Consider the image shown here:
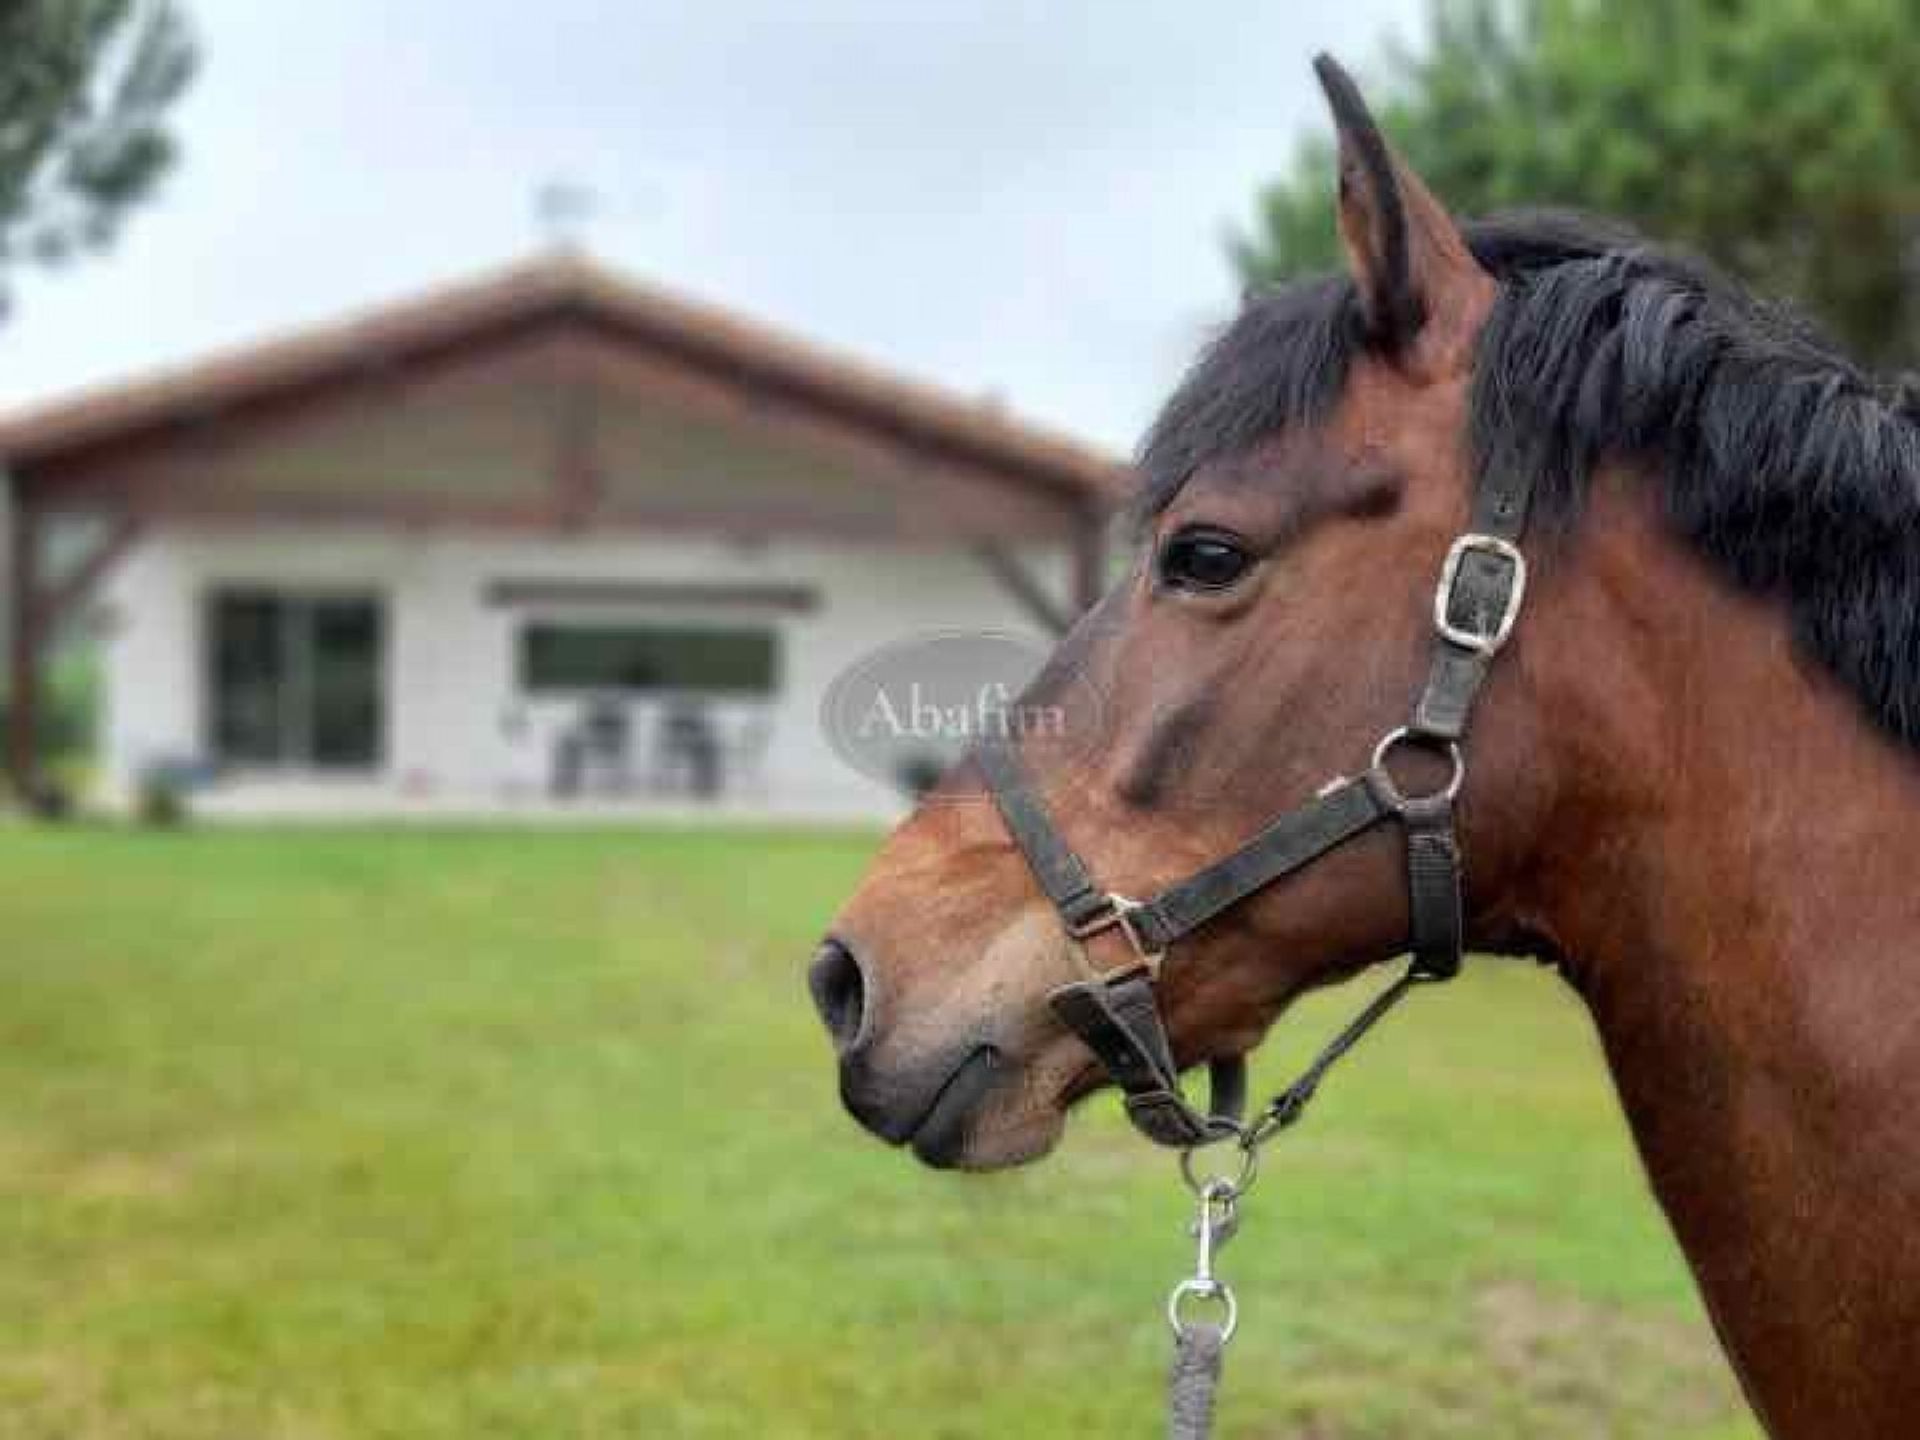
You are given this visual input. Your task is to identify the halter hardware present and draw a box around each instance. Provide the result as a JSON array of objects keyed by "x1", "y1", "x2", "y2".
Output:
[
  {"x1": 1434, "y1": 532, "x2": 1527, "y2": 655},
  {"x1": 979, "y1": 453, "x2": 1538, "y2": 1155},
  {"x1": 1368, "y1": 726, "x2": 1465, "y2": 810},
  {"x1": 1065, "y1": 892, "x2": 1164, "y2": 982}
]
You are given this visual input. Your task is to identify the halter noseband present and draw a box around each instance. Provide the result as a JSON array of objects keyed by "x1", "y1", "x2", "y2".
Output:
[{"x1": 979, "y1": 462, "x2": 1534, "y2": 1149}]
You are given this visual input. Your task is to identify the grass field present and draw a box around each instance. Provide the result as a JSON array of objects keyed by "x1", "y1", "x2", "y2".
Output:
[{"x1": 0, "y1": 825, "x2": 1756, "y2": 1438}]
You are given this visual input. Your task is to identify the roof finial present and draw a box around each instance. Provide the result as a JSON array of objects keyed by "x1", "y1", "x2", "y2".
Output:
[{"x1": 534, "y1": 179, "x2": 599, "y2": 251}]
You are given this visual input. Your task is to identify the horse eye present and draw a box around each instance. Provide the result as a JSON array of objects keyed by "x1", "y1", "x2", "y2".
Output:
[{"x1": 1158, "y1": 531, "x2": 1254, "y2": 592}]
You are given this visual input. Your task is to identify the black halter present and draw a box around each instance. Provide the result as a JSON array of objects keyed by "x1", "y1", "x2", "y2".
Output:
[{"x1": 980, "y1": 463, "x2": 1534, "y2": 1149}]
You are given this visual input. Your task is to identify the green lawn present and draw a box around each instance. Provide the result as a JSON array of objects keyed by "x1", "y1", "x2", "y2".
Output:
[{"x1": 0, "y1": 826, "x2": 1755, "y2": 1438}]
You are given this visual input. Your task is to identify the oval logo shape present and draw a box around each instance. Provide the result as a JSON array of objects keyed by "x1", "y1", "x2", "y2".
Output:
[{"x1": 820, "y1": 630, "x2": 1104, "y2": 801}]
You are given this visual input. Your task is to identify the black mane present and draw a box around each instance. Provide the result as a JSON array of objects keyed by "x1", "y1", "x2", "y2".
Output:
[{"x1": 1138, "y1": 209, "x2": 1920, "y2": 745}]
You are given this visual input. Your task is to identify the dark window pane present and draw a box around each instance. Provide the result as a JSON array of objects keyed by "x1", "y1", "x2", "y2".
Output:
[
  {"x1": 309, "y1": 599, "x2": 383, "y2": 768},
  {"x1": 521, "y1": 625, "x2": 778, "y2": 694},
  {"x1": 208, "y1": 591, "x2": 385, "y2": 770},
  {"x1": 211, "y1": 593, "x2": 287, "y2": 763}
]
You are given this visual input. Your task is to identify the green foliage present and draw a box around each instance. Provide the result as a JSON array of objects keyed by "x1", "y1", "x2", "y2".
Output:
[
  {"x1": 0, "y1": 826, "x2": 1755, "y2": 1436},
  {"x1": 1235, "y1": 0, "x2": 1920, "y2": 364},
  {"x1": 0, "y1": 0, "x2": 196, "y2": 308},
  {"x1": 132, "y1": 764, "x2": 187, "y2": 825},
  {"x1": 0, "y1": 641, "x2": 100, "y2": 761}
]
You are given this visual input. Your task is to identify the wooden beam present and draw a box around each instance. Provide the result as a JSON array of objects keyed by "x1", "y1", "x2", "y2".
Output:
[
  {"x1": 972, "y1": 541, "x2": 1072, "y2": 637},
  {"x1": 122, "y1": 490, "x2": 564, "y2": 530},
  {"x1": 34, "y1": 511, "x2": 142, "y2": 628},
  {"x1": 1071, "y1": 508, "x2": 1108, "y2": 614},
  {"x1": 113, "y1": 486, "x2": 996, "y2": 547},
  {"x1": 7, "y1": 483, "x2": 43, "y2": 802},
  {"x1": 482, "y1": 578, "x2": 820, "y2": 612},
  {"x1": 551, "y1": 342, "x2": 603, "y2": 530}
]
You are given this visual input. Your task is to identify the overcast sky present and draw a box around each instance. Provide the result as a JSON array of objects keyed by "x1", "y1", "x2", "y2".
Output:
[{"x1": 0, "y1": 1, "x2": 1426, "y2": 454}]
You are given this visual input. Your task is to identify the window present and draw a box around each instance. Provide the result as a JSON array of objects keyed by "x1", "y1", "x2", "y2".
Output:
[
  {"x1": 208, "y1": 591, "x2": 385, "y2": 769},
  {"x1": 519, "y1": 623, "x2": 779, "y2": 695}
]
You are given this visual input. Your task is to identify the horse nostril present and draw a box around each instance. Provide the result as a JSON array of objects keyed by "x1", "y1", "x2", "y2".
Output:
[{"x1": 809, "y1": 936, "x2": 869, "y2": 1055}]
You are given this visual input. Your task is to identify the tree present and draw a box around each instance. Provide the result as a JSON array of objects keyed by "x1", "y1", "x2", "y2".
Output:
[
  {"x1": 1234, "y1": 0, "x2": 1920, "y2": 365},
  {"x1": 0, "y1": 0, "x2": 197, "y2": 313}
]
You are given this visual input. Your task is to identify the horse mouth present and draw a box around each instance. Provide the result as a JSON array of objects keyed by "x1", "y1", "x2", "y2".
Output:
[{"x1": 907, "y1": 1046, "x2": 1001, "y2": 1168}]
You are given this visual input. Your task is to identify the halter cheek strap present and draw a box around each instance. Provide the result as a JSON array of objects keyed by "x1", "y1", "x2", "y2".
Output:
[{"x1": 980, "y1": 472, "x2": 1533, "y2": 1150}]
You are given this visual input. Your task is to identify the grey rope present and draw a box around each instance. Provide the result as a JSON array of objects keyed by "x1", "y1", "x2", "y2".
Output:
[{"x1": 1167, "y1": 1322, "x2": 1226, "y2": 1439}]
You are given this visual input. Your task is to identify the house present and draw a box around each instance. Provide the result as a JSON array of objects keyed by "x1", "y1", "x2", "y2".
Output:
[{"x1": 0, "y1": 253, "x2": 1123, "y2": 819}]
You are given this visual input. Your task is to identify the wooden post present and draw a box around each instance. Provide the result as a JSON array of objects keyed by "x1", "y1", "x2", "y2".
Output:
[
  {"x1": 552, "y1": 339, "x2": 603, "y2": 529},
  {"x1": 7, "y1": 482, "x2": 42, "y2": 802},
  {"x1": 1071, "y1": 507, "x2": 1108, "y2": 615}
]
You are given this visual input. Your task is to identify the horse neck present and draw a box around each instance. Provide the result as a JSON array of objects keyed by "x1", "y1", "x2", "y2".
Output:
[{"x1": 1510, "y1": 481, "x2": 1920, "y2": 1437}]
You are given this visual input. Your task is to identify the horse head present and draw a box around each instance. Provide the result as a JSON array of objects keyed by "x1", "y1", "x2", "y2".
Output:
[{"x1": 810, "y1": 58, "x2": 1554, "y2": 1168}]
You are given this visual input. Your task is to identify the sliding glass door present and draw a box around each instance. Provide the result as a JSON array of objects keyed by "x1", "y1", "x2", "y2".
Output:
[{"x1": 207, "y1": 591, "x2": 385, "y2": 770}]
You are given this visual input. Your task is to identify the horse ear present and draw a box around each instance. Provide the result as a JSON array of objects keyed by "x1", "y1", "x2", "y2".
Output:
[{"x1": 1313, "y1": 54, "x2": 1492, "y2": 375}]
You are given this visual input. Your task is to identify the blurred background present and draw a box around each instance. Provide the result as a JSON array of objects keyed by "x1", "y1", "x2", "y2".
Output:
[{"x1": 8, "y1": 0, "x2": 1911, "y2": 1433}]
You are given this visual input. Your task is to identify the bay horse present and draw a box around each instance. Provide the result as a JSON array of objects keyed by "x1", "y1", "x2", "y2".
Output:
[{"x1": 810, "y1": 56, "x2": 1920, "y2": 1437}]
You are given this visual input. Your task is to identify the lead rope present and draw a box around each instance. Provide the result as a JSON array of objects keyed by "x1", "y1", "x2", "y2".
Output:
[
  {"x1": 1162, "y1": 963, "x2": 1428, "y2": 1438},
  {"x1": 1167, "y1": 1321, "x2": 1227, "y2": 1440}
]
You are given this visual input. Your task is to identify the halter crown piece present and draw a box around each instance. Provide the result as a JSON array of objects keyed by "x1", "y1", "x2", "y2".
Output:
[{"x1": 979, "y1": 453, "x2": 1535, "y2": 1151}]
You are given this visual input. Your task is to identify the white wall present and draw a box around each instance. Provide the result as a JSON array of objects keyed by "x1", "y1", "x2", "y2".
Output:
[{"x1": 98, "y1": 523, "x2": 1072, "y2": 819}]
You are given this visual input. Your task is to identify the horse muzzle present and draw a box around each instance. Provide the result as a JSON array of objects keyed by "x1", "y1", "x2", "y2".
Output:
[{"x1": 809, "y1": 935, "x2": 1007, "y2": 1166}]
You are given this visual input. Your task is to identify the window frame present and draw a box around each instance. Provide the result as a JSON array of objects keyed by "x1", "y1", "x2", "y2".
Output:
[
  {"x1": 201, "y1": 586, "x2": 389, "y2": 774},
  {"x1": 514, "y1": 618, "x2": 783, "y2": 699}
]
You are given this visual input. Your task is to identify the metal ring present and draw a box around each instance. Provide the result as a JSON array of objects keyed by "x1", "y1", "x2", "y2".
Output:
[
  {"x1": 1167, "y1": 1278, "x2": 1239, "y2": 1343},
  {"x1": 1180, "y1": 1131, "x2": 1258, "y2": 1198},
  {"x1": 1368, "y1": 726, "x2": 1464, "y2": 809}
]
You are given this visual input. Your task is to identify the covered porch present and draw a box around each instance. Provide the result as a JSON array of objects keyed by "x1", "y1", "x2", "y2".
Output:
[{"x1": 0, "y1": 253, "x2": 1123, "y2": 814}]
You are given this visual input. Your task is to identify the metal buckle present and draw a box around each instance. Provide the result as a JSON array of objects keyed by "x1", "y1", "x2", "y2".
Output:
[
  {"x1": 1066, "y1": 892, "x2": 1165, "y2": 982},
  {"x1": 1433, "y1": 533, "x2": 1527, "y2": 656}
]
